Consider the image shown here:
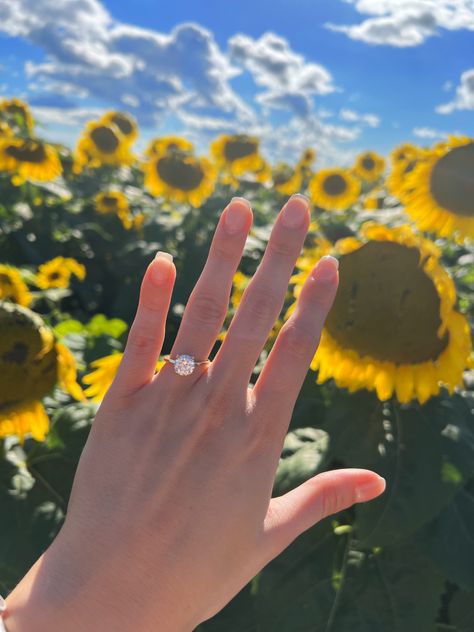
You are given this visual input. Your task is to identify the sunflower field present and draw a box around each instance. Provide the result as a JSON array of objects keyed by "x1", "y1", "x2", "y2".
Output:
[{"x1": 0, "y1": 98, "x2": 473, "y2": 631}]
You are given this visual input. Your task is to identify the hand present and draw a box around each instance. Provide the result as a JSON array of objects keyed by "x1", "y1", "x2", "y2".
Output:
[{"x1": 5, "y1": 195, "x2": 385, "y2": 631}]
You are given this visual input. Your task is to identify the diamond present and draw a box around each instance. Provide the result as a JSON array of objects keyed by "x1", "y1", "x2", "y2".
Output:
[{"x1": 173, "y1": 354, "x2": 196, "y2": 376}]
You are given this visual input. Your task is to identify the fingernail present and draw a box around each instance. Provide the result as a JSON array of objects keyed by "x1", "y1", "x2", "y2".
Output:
[
  {"x1": 151, "y1": 251, "x2": 173, "y2": 285},
  {"x1": 355, "y1": 476, "x2": 386, "y2": 502},
  {"x1": 281, "y1": 194, "x2": 310, "y2": 229},
  {"x1": 312, "y1": 255, "x2": 339, "y2": 282},
  {"x1": 224, "y1": 198, "x2": 251, "y2": 234}
]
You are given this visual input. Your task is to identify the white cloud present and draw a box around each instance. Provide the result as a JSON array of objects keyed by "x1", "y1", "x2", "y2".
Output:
[
  {"x1": 0, "y1": 0, "x2": 252, "y2": 126},
  {"x1": 228, "y1": 32, "x2": 336, "y2": 118},
  {"x1": 436, "y1": 68, "x2": 474, "y2": 114},
  {"x1": 327, "y1": 1, "x2": 474, "y2": 47},
  {"x1": 339, "y1": 108, "x2": 380, "y2": 127},
  {"x1": 412, "y1": 126, "x2": 448, "y2": 139}
]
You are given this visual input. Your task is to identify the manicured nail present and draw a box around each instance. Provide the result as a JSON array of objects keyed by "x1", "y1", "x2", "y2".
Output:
[
  {"x1": 355, "y1": 476, "x2": 386, "y2": 502},
  {"x1": 224, "y1": 198, "x2": 251, "y2": 234},
  {"x1": 151, "y1": 251, "x2": 173, "y2": 285},
  {"x1": 281, "y1": 194, "x2": 310, "y2": 229},
  {"x1": 312, "y1": 255, "x2": 339, "y2": 282}
]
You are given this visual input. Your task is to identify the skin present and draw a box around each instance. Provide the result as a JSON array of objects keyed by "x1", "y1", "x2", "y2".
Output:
[{"x1": 5, "y1": 195, "x2": 385, "y2": 631}]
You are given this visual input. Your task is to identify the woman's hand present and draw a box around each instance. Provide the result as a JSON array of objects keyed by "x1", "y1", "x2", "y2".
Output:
[{"x1": 5, "y1": 195, "x2": 385, "y2": 631}]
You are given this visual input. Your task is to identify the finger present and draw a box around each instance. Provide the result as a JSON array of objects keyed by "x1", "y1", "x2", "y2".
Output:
[
  {"x1": 160, "y1": 198, "x2": 252, "y2": 380},
  {"x1": 212, "y1": 194, "x2": 310, "y2": 386},
  {"x1": 262, "y1": 470, "x2": 386, "y2": 559},
  {"x1": 111, "y1": 252, "x2": 176, "y2": 396},
  {"x1": 253, "y1": 255, "x2": 338, "y2": 427}
]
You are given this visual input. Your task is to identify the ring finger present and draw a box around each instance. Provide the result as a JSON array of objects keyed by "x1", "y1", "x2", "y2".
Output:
[{"x1": 159, "y1": 197, "x2": 252, "y2": 381}]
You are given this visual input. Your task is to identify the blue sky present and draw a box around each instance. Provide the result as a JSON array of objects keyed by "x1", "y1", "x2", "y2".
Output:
[{"x1": 0, "y1": 0, "x2": 473, "y2": 165}]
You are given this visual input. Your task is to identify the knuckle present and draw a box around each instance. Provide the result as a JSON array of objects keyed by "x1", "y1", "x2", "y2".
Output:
[
  {"x1": 211, "y1": 242, "x2": 237, "y2": 264},
  {"x1": 279, "y1": 323, "x2": 316, "y2": 361},
  {"x1": 126, "y1": 330, "x2": 157, "y2": 356},
  {"x1": 268, "y1": 234, "x2": 297, "y2": 260},
  {"x1": 190, "y1": 292, "x2": 227, "y2": 327},
  {"x1": 245, "y1": 286, "x2": 280, "y2": 322}
]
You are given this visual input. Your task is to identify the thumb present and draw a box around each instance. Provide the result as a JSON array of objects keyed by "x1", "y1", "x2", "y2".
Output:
[{"x1": 263, "y1": 469, "x2": 385, "y2": 559}]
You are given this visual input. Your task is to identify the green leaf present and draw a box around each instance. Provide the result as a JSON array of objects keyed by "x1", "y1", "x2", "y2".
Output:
[
  {"x1": 85, "y1": 314, "x2": 128, "y2": 338},
  {"x1": 54, "y1": 319, "x2": 85, "y2": 338},
  {"x1": 329, "y1": 543, "x2": 444, "y2": 632},
  {"x1": 450, "y1": 588, "x2": 474, "y2": 631},
  {"x1": 355, "y1": 405, "x2": 464, "y2": 547},
  {"x1": 274, "y1": 428, "x2": 330, "y2": 495},
  {"x1": 416, "y1": 480, "x2": 474, "y2": 590}
]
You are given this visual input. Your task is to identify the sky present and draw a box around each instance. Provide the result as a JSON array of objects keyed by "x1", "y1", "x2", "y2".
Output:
[{"x1": 0, "y1": 0, "x2": 473, "y2": 165}]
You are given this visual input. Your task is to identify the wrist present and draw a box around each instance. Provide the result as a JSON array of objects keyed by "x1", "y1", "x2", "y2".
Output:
[{"x1": 4, "y1": 535, "x2": 197, "y2": 632}]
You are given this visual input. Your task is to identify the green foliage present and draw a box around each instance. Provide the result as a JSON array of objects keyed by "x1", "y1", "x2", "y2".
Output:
[{"x1": 1, "y1": 165, "x2": 474, "y2": 630}]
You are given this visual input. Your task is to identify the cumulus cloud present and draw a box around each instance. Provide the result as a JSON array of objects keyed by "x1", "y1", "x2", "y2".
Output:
[
  {"x1": 436, "y1": 68, "x2": 474, "y2": 114},
  {"x1": 412, "y1": 127, "x2": 448, "y2": 139},
  {"x1": 339, "y1": 108, "x2": 380, "y2": 127},
  {"x1": 327, "y1": 1, "x2": 474, "y2": 47},
  {"x1": 0, "y1": 0, "x2": 252, "y2": 126},
  {"x1": 228, "y1": 32, "x2": 336, "y2": 118}
]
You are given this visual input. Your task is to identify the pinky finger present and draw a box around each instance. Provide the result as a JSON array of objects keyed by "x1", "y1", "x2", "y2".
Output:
[{"x1": 111, "y1": 251, "x2": 176, "y2": 397}]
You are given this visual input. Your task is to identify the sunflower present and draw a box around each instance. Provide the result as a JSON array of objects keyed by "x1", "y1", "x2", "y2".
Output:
[
  {"x1": 83, "y1": 353, "x2": 165, "y2": 402},
  {"x1": 386, "y1": 153, "x2": 425, "y2": 203},
  {"x1": 0, "y1": 138, "x2": 62, "y2": 182},
  {"x1": 94, "y1": 190, "x2": 136, "y2": 228},
  {"x1": 210, "y1": 134, "x2": 265, "y2": 176},
  {"x1": 0, "y1": 98, "x2": 34, "y2": 133},
  {"x1": 390, "y1": 143, "x2": 422, "y2": 167},
  {"x1": 299, "y1": 148, "x2": 316, "y2": 166},
  {"x1": 75, "y1": 121, "x2": 133, "y2": 169},
  {"x1": 145, "y1": 136, "x2": 194, "y2": 158},
  {"x1": 0, "y1": 302, "x2": 84, "y2": 442},
  {"x1": 143, "y1": 148, "x2": 216, "y2": 207},
  {"x1": 0, "y1": 265, "x2": 32, "y2": 307},
  {"x1": 35, "y1": 257, "x2": 86, "y2": 290},
  {"x1": 403, "y1": 137, "x2": 474, "y2": 241},
  {"x1": 0, "y1": 121, "x2": 13, "y2": 137},
  {"x1": 309, "y1": 168, "x2": 361, "y2": 211},
  {"x1": 288, "y1": 223, "x2": 472, "y2": 404},
  {"x1": 101, "y1": 111, "x2": 138, "y2": 146},
  {"x1": 272, "y1": 163, "x2": 303, "y2": 196},
  {"x1": 353, "y1": 151, "x2": 386, "y2": 182}
]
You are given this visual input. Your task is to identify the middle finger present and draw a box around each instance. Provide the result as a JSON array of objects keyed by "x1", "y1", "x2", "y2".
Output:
[{"x1": 212, "y1": 194, "x2": 310, "y2": 386}]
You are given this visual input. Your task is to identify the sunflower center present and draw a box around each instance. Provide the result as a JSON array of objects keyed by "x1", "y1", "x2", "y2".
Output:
[
  {"x1": 2, "y1": 342, "x2": 28, "y2": 365},
  {"x1": 111, "y1": 114, "x2": 133, "y2": 136},
  {"x1": 429, "y1": 143, "x2": 474, "y2": 218},
  {"x1": 0, "y1": 274, "x2": 13, "y2": 287},
  {"x1": 362, "y1": 156, "x2": 376, "y2": 171},
  {"x1": 90, "y1": 126, "x2": 120, "y2": 153},
  {"x1": 325, "y1": 241, "x2": 449, "y2": 364},
  {"x1": 274, "y1": 167, "x2": 293, "y2": 185},
  {"x1": 48, "y1": 272, "x2": 62, "y2": 281},
  {"x1": 102, "y1": 195, "x2": 118, "y2": 207},
  {"x1": 156, "y1": 155, "x2": 205, "y2": 191},
  {"x1": 6, "y1": 141, "x2": 46, "y2": 163},
  {"x1": 223, "y1": 138, "x2": 258, "y2": 162},
  {"x1": 323, "y1": 174, "x2": 348, "y2": 196}
]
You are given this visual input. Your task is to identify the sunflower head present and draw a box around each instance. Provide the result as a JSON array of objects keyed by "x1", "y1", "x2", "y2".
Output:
[
  {"x1": 353, "y1": 151, "x2": 386, "y2": 182},
  {"x1": 35, "y1": 257, "x2": 86, "y2": 290},
  {"x1": 290, "y1": 223, "x2": 472, "y2": 404},
  {"x1": 404, "y1": 136, "x2": 474, "y2": 241},
  {"x1": 0, "y1": 301, "x2": 56, "y2": 408},
  {"x1": 75, "y1": 120, "x2": 134, "y2": 169},
  {"x1": 0, "y1": 98, "x2": 34, "y2": 133},
  {"x1": 211, "y1": 134, "x2": 264, "y2": 176},
  {"x1": 390, "y1": 143, "x2": 422, "y2": 167},
  {"x1": 309, "y1": 168, "x2": 361, "y2": 211},
  {"x1": 272, "y1": 163, "x2": 303, "y2": 196},
  {"x1": 143, "y1": 148, "x2": 216, "y2": 207},
  {"x1": 145, "y1": 136, "x2": 194, "y2": 158},
  {"x1": 101, "y1": 111, "x2": 138, "y2": 145},
  {"x1": 0, "y1": 265, "x2": 32, "y2": 307},
  {"x1": 0, "y1": 121, "x2": 13, "y2": 137},
  {"x1": 0, "y1": 138, "x2": 62, "y2": 182},
  {"x1": 299, "y1": 148, "x2": 316, "y2": 166}
]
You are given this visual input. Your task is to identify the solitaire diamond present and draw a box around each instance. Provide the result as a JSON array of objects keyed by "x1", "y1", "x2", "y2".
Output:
[{"x1": 173, "y1": 354, "x2": 196, "y2": 376}]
